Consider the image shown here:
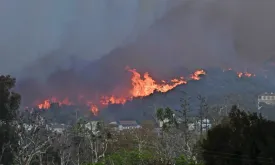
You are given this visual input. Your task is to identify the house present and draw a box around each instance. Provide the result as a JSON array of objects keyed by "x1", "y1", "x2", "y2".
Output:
[
  {"x1": 118, "y1": 120, "x2": 141, "y2": 130},
  {"x1": 84, "y1": 121, "x2": 101, "y2": 134},
  {"x1": 49, "y1": 123, "x2": 68, "y2": 133},
  {"x1": 196, "y1": 118, "x2": 212, "y2": 131},
  {"x1": 109, "y1": 120, "x2": 141, "y2": 131},
  {"x1": 258, "y1": 92, "x2": 275, "y2": 105},
  {"x1": 158, "y1": 114, "x2": 212, "y2": 132}
]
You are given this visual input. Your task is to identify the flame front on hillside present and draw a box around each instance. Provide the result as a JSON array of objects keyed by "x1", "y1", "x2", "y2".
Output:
[
  {"x1": 35, "y1": 67, "x2": 206, "y2": 115},
  {"x1": 34, "y1": 67, "x2": 257, "y2": 115},
  {"x1": 223, "y1": 68, "x2": 256, "y2": 78}
]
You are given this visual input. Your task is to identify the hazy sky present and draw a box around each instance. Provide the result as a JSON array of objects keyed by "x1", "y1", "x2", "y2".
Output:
[
  {"x1": 1, "y1": 0, "x2": 275, "y2": 78},
  {"x1": 0, "y1": 0, "x2": 182, "y2": 76}
]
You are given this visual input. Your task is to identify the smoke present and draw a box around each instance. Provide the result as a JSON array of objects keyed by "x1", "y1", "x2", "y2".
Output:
[
  {"x1": 2, "y1": 0, "x2": 275, "y2": 77},
  {"x1": 97, "y1": 0, "x2": 275, "y2": 75},
  {"x1": 2, "y1": 0, "x2": 275, "y2": 106},
  {"x1": 0, "y1": 0, "x2": 182, "y2": 77}
]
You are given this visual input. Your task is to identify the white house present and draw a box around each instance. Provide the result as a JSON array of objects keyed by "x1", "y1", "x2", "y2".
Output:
[
  {"x1": 49, "y1": 123, "x2": 68, "y2": 133},
  {"x1": 109, "y1": 120, "x2": 141, "y2": 131},
  {"x1": 158, "y1": 115, "x2": 212, "y2": 132},
  {"x1": 258, "y1": 92, "x2": 275, "y2": 105},
  {"x1": 196, "y1": 118, "x2": 212, "y2": 131}
]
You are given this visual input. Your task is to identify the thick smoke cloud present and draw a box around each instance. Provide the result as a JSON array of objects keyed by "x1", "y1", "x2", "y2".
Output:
[
  {"x1": 2, "y1": 0, "x2": 275, "y2": 106},
  {"x1": 2, "y1": 0, "x2": 275, "y2": 77},
  {"x1": 103, "y1": 0, "x2": 275, "y2": 74},
  {"x1": 0, "y1": 0, "x2": 181, "y2": 77}
]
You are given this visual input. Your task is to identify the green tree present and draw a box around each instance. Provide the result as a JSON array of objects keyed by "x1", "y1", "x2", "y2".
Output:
[
  {"x1": 0, "y1": 75, "x2": 21, "y2": 164},
  {"x1": 86, "y1": 150, "x2": 201, "y2": 165},
  {"x1": 175, "y1": 155, "x2": 203, "y2": 165},
  {"x1": 156, "y1": 107, "x2": 178, "y2": 130},
  {"x1": 200, "y1": 105, "x2": 275, "y2": 165}
]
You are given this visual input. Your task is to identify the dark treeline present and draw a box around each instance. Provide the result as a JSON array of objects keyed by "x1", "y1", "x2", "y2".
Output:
[{"x1": 1, "y1": 75, "x2": 275, "y2": 165}]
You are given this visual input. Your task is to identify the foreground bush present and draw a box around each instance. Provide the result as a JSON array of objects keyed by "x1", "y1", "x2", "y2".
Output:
[
  {"x1": 200, "y1": 105, "x2": 275, "y2": 165},
  {"x1": 84, "y1": 150, "x2": 201, "y2": 165}
]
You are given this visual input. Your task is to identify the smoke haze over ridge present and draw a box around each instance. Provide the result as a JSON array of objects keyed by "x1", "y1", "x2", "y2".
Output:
[
  {"x1": 0, "y1": 0, "x2": 182, "y2": 77},
  {"x1": 1, "y1": 0, "x2": 275, "y2": 78}
]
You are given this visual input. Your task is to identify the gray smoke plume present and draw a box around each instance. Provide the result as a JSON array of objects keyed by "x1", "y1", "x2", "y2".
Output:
[
  {"x1": 2, "y1": 0, "x2": 275, "y2": 106},
  {"x1": 2, "y1": 0, "x2": 275, "y2": 77},
  {"x1": 0, "y1": 0, "x2": 182, "y2": 77},
  {"x1": 100, "y1": 0, "x2": 275, "y2": 75}
]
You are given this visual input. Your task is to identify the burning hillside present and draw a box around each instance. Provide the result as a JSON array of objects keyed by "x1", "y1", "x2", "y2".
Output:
[
  {"x1": 32, "y1": 67, "x2": 206, "y2": 115},
  {"x1": 26, "y1": 66, "x2": 257, "y2": 116}
]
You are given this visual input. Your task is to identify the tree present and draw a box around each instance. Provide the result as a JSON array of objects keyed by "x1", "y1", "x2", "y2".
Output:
[
  {"x1": 11, "y1": 112, "x2": 54, "y2": 165},
  {"x1": 179, "y1": 94, "x2": 192, "y2": 151},
  {"x1": 156, "y1": 106, "x2": 198, "y2": 163},
  {"x1": 85, "y1": 121, "x2": 110, "y2": 163},
  {"x1": 0, "y1": 75, "x2": 21, "y2": 164},
  {"x1": 200, "y1": 105, "x2": 275, "y2": 165},
  {"x1": 70, "y1": 119, "x2": 111, "y2": 164},
  {"x1": 111, "y1": 121, "x2": 157, "y2": 153},
  {"x1": 91, "y1": 150, "x2": 202, "y2": 165},
  {"x1": 197, "y1": 95, "x2": 208, "y2": 134},
  {"x1": 52, "y1": 129, "x2": 73, "y2": 165},
  {"x1": 156, "y1": 107, "x2": 178, "y2": 130}
]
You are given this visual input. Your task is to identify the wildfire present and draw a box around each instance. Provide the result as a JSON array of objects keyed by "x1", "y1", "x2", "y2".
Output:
[
  {"x1": 128, "y1": 68, "x2": 206, "y2": 97},
  {"x1": 100, "y1": 96, "x2": 128, "y2": 105},
  {"x1": 223, "y1": 68, "x2": 255, "y2": 78},
  {"x1": 37, "y1": 97, "x2": 72, "y2": 109},
  {"x1": 86, "y1": 102, "x2": 99, "y2": 116},
  {"x1": 190, "y1": 69, "x2": 206, "y2": 80},
  {"x1": 33, "y1": 67, "x2": 206, "y2": 115},
  {"x1": 236, "y1": 72, "x2": 255, "y2": 78}
]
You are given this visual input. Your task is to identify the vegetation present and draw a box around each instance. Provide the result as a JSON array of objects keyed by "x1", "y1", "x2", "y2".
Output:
[
  {"x1": 0, "y1": 75, "x2": 21, "y2": 165},
  {"x1": 200, "y1": 105, "x2": 275, "y2": 165},
  {"x1": 1, "y1": 75, "x2": 275, "y2": 165}
]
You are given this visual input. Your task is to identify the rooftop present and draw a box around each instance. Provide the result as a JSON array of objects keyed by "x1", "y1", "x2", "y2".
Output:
[
  {"x1": 117, "y1": 120, "x2": 139, "y2": 126},
  {"x1": 259, "y1": 92, "x2": 275, "y2": 96}
]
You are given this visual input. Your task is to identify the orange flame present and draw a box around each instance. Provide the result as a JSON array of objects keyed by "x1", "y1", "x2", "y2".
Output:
[
  {"x1": 223, "y1": 68, "x2": 256, "y2": 78},
  {"x1": 100, "y1": 96, "x2": 128, "y2": 105},
  {"x1": 236, "y1": 72, "x2": 255, "y2": 78},
  {"x1": 38, "y1": 99, "x2": 51, "y2": 109},
  {"x1": 189, "y1": 69, "x2": 206, "y2": 80},
  {"x1": 37, "y1": 97, "x2": 72, "y2": 109},
  {"x1": 35, "y1": 67, "x2": 206, "y2": 115},
  {"x1": 86, "y1": 102, "x2": 99, "y2": 115},
  {"x1": 127, "y1": 68, "x2": 187, "y2": 97}
]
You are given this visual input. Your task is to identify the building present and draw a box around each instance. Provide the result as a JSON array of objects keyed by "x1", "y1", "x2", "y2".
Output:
[
  {"x1": 258, "y1": 92, "x2": 275, "y2": 105},
  {"x1": 49, "y1": 123, "x2": 68, "y2": 133},
  {"x1": 109, "y1": 120, "x2": 141, "y2": 131},
  {"x1": 158, "y1": 116, "x2": 211, "y2": 132},
  {"x1": 196, "y1": 119, "x2": 212, "y2": 131}
]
